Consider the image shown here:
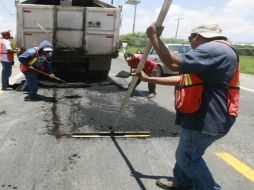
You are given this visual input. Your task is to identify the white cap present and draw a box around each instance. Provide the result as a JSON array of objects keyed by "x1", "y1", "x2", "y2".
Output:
[
  {"x1": 43, "y1": 47, "x2": 53, "y2": 52},
  {"x1": 191, "y1": 22, "x2": 227, "y2": 39}
]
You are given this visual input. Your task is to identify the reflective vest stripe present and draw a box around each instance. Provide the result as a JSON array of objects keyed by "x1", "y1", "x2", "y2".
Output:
[
  {"x1": 28, "y1": 57, "x2": 39, "y2": 65},
  {"x1": 184, "y1": 74, "x2": 192, "y2": 85}
]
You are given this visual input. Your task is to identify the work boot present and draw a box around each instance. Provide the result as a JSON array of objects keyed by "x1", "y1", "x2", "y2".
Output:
[
  {"x1": 24, "y1": 94, "x2": 42, "y2": 101},
  {"x1": 148, "y1": 92, "x2": 156, "y2": 98},
  {"x1": 1, "y1": 86, "x2": 7, "y2": 91},
  {"x1": 16, "y1": 85, "x2": 28, "y2": 92},
  {"x1": 156, "y1": 178, "x2": 191, "y2": 190}
]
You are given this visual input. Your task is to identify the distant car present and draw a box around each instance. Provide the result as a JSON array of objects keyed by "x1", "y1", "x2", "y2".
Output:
[{"x1": 149, "y1": 44, "x2": 191, "y2": 76}]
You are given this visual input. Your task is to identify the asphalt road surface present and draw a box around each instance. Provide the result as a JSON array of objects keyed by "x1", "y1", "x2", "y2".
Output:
[{"x1": 0, "y1": 55, "x2": 254, "y2": 190}]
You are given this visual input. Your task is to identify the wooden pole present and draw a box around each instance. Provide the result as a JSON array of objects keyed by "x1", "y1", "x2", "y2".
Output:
[{"x1": 111, "y1": 0, "x2": 173, "y2": 131}]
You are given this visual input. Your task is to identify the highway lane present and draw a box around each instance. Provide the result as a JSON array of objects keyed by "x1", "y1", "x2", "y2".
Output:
[{"x1": 0, "y1": 54, "x2": 253, "y2": 190}]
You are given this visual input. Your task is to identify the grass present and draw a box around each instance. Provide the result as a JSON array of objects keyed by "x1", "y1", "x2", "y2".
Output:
[
  {"x1": 240, "y1": 56, "x2": 254, "y2": 75},
  {"x1": 122, "y1": 47, "x2": 145, "y2": 54}
]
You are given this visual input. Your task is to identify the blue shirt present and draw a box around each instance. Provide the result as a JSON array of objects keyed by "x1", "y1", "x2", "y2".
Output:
[
  {"x1": 18, "y1": 48, "x2": 52, "y2": 73},
  {"x1": 176, "y1": 41, "x2": 238, "y2": 136}
]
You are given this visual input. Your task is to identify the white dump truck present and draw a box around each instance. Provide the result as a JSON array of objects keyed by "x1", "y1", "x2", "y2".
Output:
[{"x1": 16, "y1": 0, "x2": 121, "y2": 80}]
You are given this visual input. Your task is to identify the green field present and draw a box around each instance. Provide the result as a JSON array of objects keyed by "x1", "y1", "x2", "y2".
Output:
[{"x1": 240, "y1": 56, "x2": 254, "y2": 75}]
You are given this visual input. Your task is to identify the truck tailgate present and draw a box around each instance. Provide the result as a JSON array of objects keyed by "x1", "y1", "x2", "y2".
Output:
[{"x1": 17, "y1": 4, "x2": 121, "y2": 55}]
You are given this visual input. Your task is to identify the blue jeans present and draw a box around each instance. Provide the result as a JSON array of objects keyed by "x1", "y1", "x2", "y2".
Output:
[
  {"x1": 173, "y1": 128, "x2": 223, "y2": 190},
  {"x1": 23, "y1": 70, "x2": 38, "y2": 95},
  {"x1": 1, "y1": 61, "x2": 12, "y2": 88}
]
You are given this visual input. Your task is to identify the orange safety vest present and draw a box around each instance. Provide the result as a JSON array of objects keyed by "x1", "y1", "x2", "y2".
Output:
[
  {"x1": 0, "y1": 39, "x2": 14, "y2": 62},
  {"x1": 227, "y1": 63, "x2": 240, "y2": 116},
  {"x1": 7, "y1": 52, "x2": 14, "y2": 62},
  {"x1": 175, "y1": 41, "x2": 240, "y2": 117},
  {"x1": 175, "y1": 74, "x2": 203, "y2": 114}
]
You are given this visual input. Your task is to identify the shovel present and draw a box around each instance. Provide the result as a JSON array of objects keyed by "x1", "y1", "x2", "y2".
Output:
[{"x1": 29, "y1": 66, "x2": 66, "y2": 83}]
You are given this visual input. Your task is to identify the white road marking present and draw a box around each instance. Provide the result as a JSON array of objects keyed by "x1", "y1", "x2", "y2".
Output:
[{"x1": 241, "y1": 86, "x2": 254, "y2": 93}]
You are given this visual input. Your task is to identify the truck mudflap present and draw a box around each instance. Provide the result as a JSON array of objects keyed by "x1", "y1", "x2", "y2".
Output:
[{"x1": 51, "y1": 53, "x2": 112, "y2": 81}]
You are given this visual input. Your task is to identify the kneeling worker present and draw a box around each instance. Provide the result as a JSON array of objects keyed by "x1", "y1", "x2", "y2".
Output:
[
  {"x1": 124, "y1": 52, "x2": 158, "y2": 98},
  {"x1": 18, "y1": 40, "x2": 55, "y2": 100}
]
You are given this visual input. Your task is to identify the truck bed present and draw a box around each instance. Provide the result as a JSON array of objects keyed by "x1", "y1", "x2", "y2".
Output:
[
  {"x1": 17, "y1": 0, "x2": 121, "y2": 80},
  {"x1": 21, "y1": 0, "x2": 115, "y2": 8}
]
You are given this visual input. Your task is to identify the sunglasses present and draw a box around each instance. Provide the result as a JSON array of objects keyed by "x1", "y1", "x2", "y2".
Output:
[{"x1": 188, "y1": 33, "x2": 198, "y2": 42}]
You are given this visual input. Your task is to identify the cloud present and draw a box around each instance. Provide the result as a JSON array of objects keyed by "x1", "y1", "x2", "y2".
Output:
[
  {"x1": 223, "y1": 0, "x2": 254, "y2": 17},
  {"x1": 120, "y1": 0, "x2": 254, "y2": 43},
  {"x1": 2, "y1": 0, "x2": 253, "y2": 43}
]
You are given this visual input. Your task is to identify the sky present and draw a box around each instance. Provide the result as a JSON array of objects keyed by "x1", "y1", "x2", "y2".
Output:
[{"x1": 0, "y1": 0, "x2": 254, "y2": 44}]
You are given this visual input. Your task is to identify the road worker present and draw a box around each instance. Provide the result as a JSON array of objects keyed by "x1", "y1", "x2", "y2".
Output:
[
  {"x1": 18, "y1": 40, "x2": 55, "y2": 100},
  {"x1": 136, "y1": 22, "x2": 239, "y2": 190},
  {"x1": 0, "y1": 30, "x2": 20, "y2": 90},
  {"x1": 122, "y1": 42, "x2": 128, "y2": 53},
  {"x1": 124, "y1": 52, "x2": 158, "y2": 98}
]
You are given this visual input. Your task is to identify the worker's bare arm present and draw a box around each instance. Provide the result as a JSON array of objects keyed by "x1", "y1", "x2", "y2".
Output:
[
  {"x1": 135, "y1": 71, "x2": 180, "y2": 86},
  {"x1": 146, "y1": 23, "x2": 180, "y2": 71}
]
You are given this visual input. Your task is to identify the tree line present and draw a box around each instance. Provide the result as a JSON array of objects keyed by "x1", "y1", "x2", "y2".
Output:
[{"x1": 120, "y1": 32, "x2": 254, "y2": 56}]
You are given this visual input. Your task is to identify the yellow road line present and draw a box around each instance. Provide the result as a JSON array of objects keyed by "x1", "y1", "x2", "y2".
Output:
[{"x1": 216, "y1": 152, "x2": 254, "y2": 182}]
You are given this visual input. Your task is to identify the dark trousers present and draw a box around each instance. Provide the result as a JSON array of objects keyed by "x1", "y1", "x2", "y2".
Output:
[
  {"x1": 23, "y1": 70, "x2": 38, "y2": 95},
  {"x1": 173, "y1": 128, "x2": 223, "y2": 190},
  {"x1": 1, "y1": 61, "x2": 12, "y2": 88},
  {"x1": 134, "y1": 79, "x2": 156, "y2": 94}
]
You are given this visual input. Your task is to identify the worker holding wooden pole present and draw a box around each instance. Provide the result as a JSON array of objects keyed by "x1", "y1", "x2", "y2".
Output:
[{"x1": 135, "y1": 22, "x2": 239, "y2": 190}]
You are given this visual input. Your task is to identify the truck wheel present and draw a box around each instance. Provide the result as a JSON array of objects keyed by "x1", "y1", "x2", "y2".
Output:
[
  {"x1": 86, "y1": 70, "x2": 109, "y2": 80},
  {"x1": 98, "y1": 70, "x2": 109, "y2": 79}
]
